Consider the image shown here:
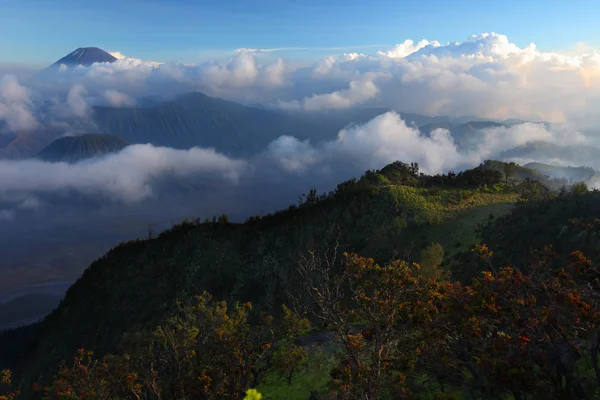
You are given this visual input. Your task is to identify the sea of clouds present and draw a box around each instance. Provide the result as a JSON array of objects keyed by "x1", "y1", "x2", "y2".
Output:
[{"x1": 0, "y1": 32, "x2": 599, "y2": 218}]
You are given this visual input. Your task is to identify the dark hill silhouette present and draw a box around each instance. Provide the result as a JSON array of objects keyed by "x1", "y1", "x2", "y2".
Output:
[{"x1": 36, "y1": 134, "x2": 129, "y2": 163}]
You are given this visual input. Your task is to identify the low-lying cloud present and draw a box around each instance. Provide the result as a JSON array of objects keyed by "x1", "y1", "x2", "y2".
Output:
[
  {"x1": 0, "y1": 110, "x2": 592, "y2": 221},
  {"x1": 265, "y1": 112, "x2": 591, "y2": 177},
  {"x1": 0, "y1": 144, "x2": 248, "y2": 209}
]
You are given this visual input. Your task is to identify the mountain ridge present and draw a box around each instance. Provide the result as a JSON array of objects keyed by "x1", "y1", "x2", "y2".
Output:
[{"x1": 36, "y1": 133, "x2": 130, "y2": 163}]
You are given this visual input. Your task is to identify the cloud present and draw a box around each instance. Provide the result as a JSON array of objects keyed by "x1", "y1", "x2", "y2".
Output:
[
  {"x1": 276, "y1": 77, "x2": 380, "y2": 111},
  {"x1": 0, "y1": 144, "x2": 247, "y2": 206},
  {"x1": 109, "y1": 51, "x2": 127, "y2": 60},
  {"x1": 103, "y1": 89, "x2": 135, "y2": 107},
  {"x1": 235, "y1": 45, "x2": 392, "y2": 53},
  {"x1": 67, "y1": 84, "x2": 90, "y2": 118},
  {"x1": 378, "y1": 39, "x2": 440, "y2": 59},
  {"x1": 0, "y1": 75, "x2": 39, "y2": 132},
  {"x1": 5, "y1": 31, "x2": 600, "y2": 135},
  {"x1": 265, "y1": 112, "x2": 589, "y2": 177}
]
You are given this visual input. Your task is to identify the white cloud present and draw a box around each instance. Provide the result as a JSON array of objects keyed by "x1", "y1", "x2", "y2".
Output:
[
  {"x1": 6, "y1": 31, "x2": 600, "y2": 132},
  {"x1": 103, "y1": 89, "x2": 135, "y2": 107},
  {"x1": 378, "y1": 39, "x2": 440, "y2": 59},
  {"x1": 67, "y1": 84, "x2": 90, "y2": 118},
  {"x1": 0, "y1": 144, "x2": 247, "y2": 204},
  {"x1": 265, "y1": 112, "x2": 589, "y2": 177},
  {"x1": 276, "y1": 77, "x2": 380, "y2": 111},
  {"x1": 0, "y1": 75, "x2": 39, "y2": 132},
  {"x1": 109, "y1": 51, "x2": 127, "y2": 60}
]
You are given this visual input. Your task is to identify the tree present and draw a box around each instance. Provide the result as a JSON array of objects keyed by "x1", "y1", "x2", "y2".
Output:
[
  {"x1": 272, "y1": 344, "x2": 308, "y2": 385},
  {"x1": 147, "y1": 223, "x2": 154, "y2": 240},
  {"x1": 44, "y1": 293, "x2": 310, "y2": 400},
  {"x1": 571, "y1": 182, "x2": 588, "y2": 196},
  {"x1": 295, "y1": 250, "x2": 440, "y2": 399},
  {"x1": 420, "y1": 247, "x2": 600, "y2": 400},
  {"x1": 44, "y1": 349, "x2": 143, "y2": 399},
  {"x1": 503, "y1": 162, "x2": 516, "y2": 185},
  {"x1": 418, "y1": 242, "x2": 449, "y2": 282},
  {"x1": 0, "y1": 370, "x2": 19, "y2": 400}
]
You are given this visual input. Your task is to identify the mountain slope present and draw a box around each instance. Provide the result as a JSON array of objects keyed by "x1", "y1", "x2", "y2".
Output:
[
  {"x1": 36, "y1": 134, "x2": 130, "y2": 163},
  {"x1": 92, "y1": 92, "x2": 329, "y2": 155},
  {"x1": 0, "y1": 129, "x2": 60, "y2": 160},
  {"x1": 92, "y1": 94, "x2": 457, "y2": 156},
  {"x1": 2, "y1": 161, "x2": 524, "y2": 389},
  {"x1": 47, "y1": 47, "x2": 117, "y2": 69}
]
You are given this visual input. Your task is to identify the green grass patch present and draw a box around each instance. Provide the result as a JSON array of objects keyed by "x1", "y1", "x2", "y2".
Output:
[{"x1": 258, "y1": 347, "x2": 339, "y2": 400}]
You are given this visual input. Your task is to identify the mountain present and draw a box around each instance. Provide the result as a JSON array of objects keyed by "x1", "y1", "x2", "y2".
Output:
[
  {"x1": 47, "y1": 47, "x2": 117, "y2": 69},
  {"x1": 0, "y1": 160, "x2": 525, "y2": 389},
  {"x1": 92, "y1": 93, "x2": 402, "y2": 156},
  {"x1": 499, "y1": 141, "x2": 600, "y2": 169},
  {"x1": 0, "y1": 129, "x2": 59, "y2": 159},
  {"x1": 0, "y1": 90, "x2": 461, "y2": 160},
  {"x1": 524, "y1": 162, "x2": 595, "y2": 182},
  {"x1": 0, "y1": 293, "x2": 61, "y2": 332},
  {"x1": 3, "y1": 160, "x2": 599, "y2": 398},
  {"x1": 36, "y1": 134, "x2": 130, "y2": 163}
]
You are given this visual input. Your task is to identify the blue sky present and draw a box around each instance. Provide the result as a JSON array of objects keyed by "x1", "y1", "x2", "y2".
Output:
[{"x1": 1, "y1": 0, "x2": 598, "y2": 66}]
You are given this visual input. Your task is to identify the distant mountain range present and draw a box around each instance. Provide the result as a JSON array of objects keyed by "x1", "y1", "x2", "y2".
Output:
[
  {"x1": 36, "y1": 134, "x2": 129, "y2": 163},
  {"x1": 524, "y1": 162, "x2": 596, "y2": 182},
  {"x1": 500, "y1": 141, "x2": 600, "y2": 169}
]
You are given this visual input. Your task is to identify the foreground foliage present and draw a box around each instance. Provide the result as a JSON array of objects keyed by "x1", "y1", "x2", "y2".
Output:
[{"x1": 2, "y1": 159, "x2": 598, "y2": 399}]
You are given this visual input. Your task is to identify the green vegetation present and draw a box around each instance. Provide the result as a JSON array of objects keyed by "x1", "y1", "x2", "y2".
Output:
[{"x1": 3, "y1": 159, "x2": 600, "y2": 399}]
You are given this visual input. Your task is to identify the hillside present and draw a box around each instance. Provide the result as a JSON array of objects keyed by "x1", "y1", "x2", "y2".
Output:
[
  {"x1": 0, "y1": 129, "x2": 60, "y2": 160},
  {"x1": 36, "y1": 134, "x2": 130, "y2": 163},
  {"x1": 3, "y1": 160, "x2": 599, "y2": 399},
  {"x1": 92, "y1": 95, "x2": 457, "y2": 156},
  {"x1": 0, "y1": 161, "x2": 523, "y2": 389},
  {"x1": 92, "y1": 92, "x2": 311, "y2": 155}
]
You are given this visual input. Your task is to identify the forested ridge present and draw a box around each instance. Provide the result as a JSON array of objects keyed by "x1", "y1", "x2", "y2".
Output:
[{"x1": 2, "y1": 159, "x2": 600, "y2": 399}]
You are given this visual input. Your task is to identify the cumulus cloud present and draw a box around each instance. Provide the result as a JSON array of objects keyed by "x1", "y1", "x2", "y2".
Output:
[
  {"x1": 0, "y1": 144, "x2": 247, "y2": 206},
  {"x1": 276, "y1": 77, "x2": 380, "y2": 111},
  {"x1": 265, "y1": 112, "x2": 589, "y2": 177},
  {"x1": 0, "y1": 75, "x2": 39, "y2": 132},
  {"x1": 109, "y1": 51, "x2": 127, "y2": 60},
  {"x1": 6, "y1": 31, "x2": 600, "y2": 123},
  {"x1": 378, "y1": 39, "x2": 440, "y2": 59}
]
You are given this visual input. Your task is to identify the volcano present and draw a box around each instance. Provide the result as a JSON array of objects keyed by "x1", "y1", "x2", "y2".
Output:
[{"x1": 47, "y1": 47, "x2": 117, "y2": 69}]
